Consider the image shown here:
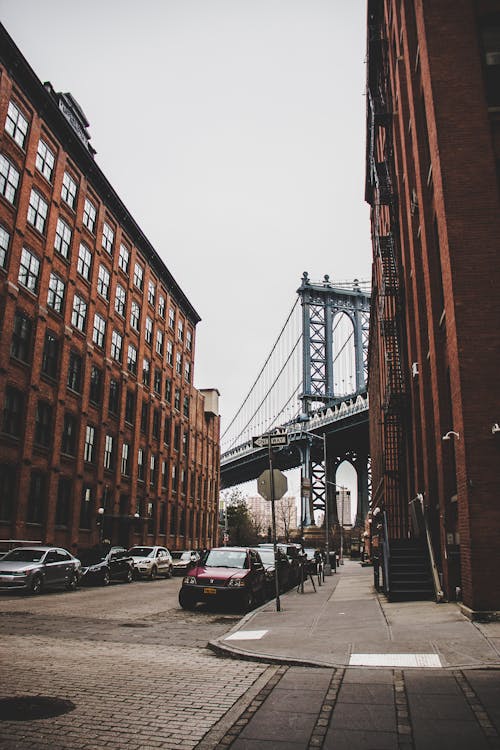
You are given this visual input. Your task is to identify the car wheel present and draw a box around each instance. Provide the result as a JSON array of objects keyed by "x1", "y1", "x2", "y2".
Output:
[
  {"x1": 241, "y1": 590, "x2": 255, "y2": 612},
  {"x1": 179, "y1": 589, "x2": 196, "y2": 610},
  {"x1": 149, "y1": 565, "x2": 158, "y2": 581},
  {"x1": 101, "y1": 568, "x2": 110, "y2": 586},
  {"x1": 165, "y1": 565, "x2": 173, "y2": 579},
  {"x1": 124, "y1": 568, "x2": 133, "y2": 583},
  {"x1": 65, "y1": 572, "x2": 78, "y2": 591},
  {"x1": 29, "y1": 574, "x2": 43, "y2": 595}
]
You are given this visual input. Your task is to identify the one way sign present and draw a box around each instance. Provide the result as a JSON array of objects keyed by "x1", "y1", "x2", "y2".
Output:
[{"x1": 252, "y1": 432, "x2": 289, "y2": 449}]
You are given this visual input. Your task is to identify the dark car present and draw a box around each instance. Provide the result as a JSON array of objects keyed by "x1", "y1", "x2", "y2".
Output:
[
  {"x1": 179, "y1": 546, "x2": 266, "y2": 611},
  {"x1": 0, "y1": 546, "x2": 81, "y2": 594},
  {"x1": 78, "y1": 546, "x2": 134, "y2": 585},
  {"x1": 171, "y1": 550, "x2": 200, "y2": 575},
  {"x1": 251, "y1": 546, "x2": 291, "y2": 596},
  {"x1": 259, "y1": 542, "x2": 302, "y2": 585}
]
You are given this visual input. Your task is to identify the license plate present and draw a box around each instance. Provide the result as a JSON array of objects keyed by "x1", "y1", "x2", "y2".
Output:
[{"x1": 203, "y1": 587, "x2": 217, "y2": 595}]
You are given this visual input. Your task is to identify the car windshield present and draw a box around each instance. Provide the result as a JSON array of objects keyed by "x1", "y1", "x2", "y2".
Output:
[
  {"x1": 172, "y1": 552, "x2": 192, "y2": 561},
  {"x1": 3, "y1": 548, "x2": 46, "y2": 562},
  {"x1": 78, "y1": 549, "x2": 106, "y2": 565},
  {"x1": 255, "y1": 549, "x2": 274, "y2": 565},
  {"x1": 204, "y1": 550, "x2": 248, "y2": 569},
  {"x1": 128, "y1": 547, "x2": 154, "y2": 558}
]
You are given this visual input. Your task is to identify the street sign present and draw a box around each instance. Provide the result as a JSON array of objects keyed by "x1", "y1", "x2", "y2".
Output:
[
  {"x1": 252, "y1": 432, "x2": 289, "y2": 449},
  {"x1": 257, "y1": 469, "x2": 288, "y2": 502}
]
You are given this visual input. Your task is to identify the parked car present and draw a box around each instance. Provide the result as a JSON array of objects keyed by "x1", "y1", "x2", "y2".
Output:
[
  {"x1": 78, "y1": 546, "x2": 134, "y2": 585},
  {"x1": 259, "y1": 542, "x2": 302, "y2": 585},
  {"x1": 251, "y1": 546, "x2": 291, "y2": 596},
  {"x1": 171, "y1": 550, "x2": 200, "y2": 575},
  {"x1": 179, "y1": 546, "x2": 266, "y2": 611},
  {"x1": 128, "y1": 546, "x2": 173, "y2": 579},
  {"x1": 0, "y1": 546, "x2": 81, "y2": 594}
]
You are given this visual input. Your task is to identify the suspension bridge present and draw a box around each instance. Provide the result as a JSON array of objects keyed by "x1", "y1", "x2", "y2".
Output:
[{"x1": 220, "y1": 272, "x2": 371, "y2": 530}]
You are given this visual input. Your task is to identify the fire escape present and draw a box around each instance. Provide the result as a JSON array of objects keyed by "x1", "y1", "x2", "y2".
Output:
[{"x1": 367, "y1": 4, "x2": 408, "y2": 539}]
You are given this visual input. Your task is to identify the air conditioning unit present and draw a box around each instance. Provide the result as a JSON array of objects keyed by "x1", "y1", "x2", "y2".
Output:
[{"x1": 411, "y1": 362, "x2": 419, "y2": 377}]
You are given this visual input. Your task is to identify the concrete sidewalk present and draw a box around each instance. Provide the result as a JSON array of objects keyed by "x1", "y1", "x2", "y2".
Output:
[{"x1": 209, "y1": 560, "x2": 500, "y2": 670}]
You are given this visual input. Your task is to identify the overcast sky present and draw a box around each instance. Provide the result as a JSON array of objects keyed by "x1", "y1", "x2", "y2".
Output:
[{"x1": 1, "y1": 0, "x2": 371, "y2": 436}]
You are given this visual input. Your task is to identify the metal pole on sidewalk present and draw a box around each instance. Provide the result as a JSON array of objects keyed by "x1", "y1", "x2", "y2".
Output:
[
  {"x1": 268, "y1": 441, "x2": 281, "y2": 612},
  {"x1": 323, "y1": 433, "x2": 332, "y2": 575}
]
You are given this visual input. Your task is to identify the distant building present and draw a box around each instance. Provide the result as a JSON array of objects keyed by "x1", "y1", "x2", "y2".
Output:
[
  {"x1": 0, "y1": 24, "x2": 220, "y2": 552},
  {"x1": 246, "y1": 494, "x2": 298, "y2": 540},
  {"x1": 336, "y1": 488, "x2": 352, "y2": 529},
  {"x1": 366, "y1": 1, "x2": 500, "y2": 615}
]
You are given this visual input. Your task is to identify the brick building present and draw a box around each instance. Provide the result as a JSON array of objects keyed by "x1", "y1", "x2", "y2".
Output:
[
  {"x1": 366, "y1": 1, "x2": 500, "y2": 615},
  {"x1": 0, "y1": 24, "x2": 220, "y2": 554}
]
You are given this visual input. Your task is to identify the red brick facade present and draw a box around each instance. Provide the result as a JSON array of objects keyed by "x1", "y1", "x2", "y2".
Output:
[
  {"x1": 0, "y1": 25, "x2": 220, "y2": 554},
  {"x1": 366, "y1": 0, "x2": 500, "y2": 612}
]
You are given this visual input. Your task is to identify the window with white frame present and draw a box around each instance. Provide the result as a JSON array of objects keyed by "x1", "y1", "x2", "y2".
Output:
[
  {"x1": 147, "y1": 279, "x2": 155, "y2": 306},
  {"x1": 184, "y1": 361, "x2": 191, "y2": 383},
  {"x1": 133, "y1": 262, "x2": 144, "y2": 290},
  {"x1": 156, "y1": 329, "x2": 164, "y2": 356},
  {"x1": 27, "y1": 189, "x2": 48, "y2": 233},
  {"x1": 54, "y1": 217, "x2": 72, "y2": 259},
  {"x1": 127, "y1": 343, "x2": 137, "y2": 375},
  {"x1": 137, "y1": 447, "x2": 144, "y2": 481},
  {"x1": 0, "y1": 225, "x2": 10, "y2": 268},
  {"x1": 178, "y1": 319, "x2": 184, "y2": 341},
  {"x1": 158, "y1": 294, "x2": 165, "y2": 318},
  {"x1": 111, "y1": 330, "x2": 122, "y2": 362},
  {"x1": 168, "y1": 307, "x2": 175, "y2": 329},
  {"x1": 142, "y1": 358, "x2": 150, "y2": 386},
  {"x1": 82, "y1": 198, "x2": 97, "y2": 233},
  {"x1": 130, "y1": 300, "x2": 140, "y2": 331},
  {"x1": 97, "y1": 264, "x2": 110, "y2": 300},
  {"x1": 61, "y1": 171, "x2": 77, "y2": 209},
  {"x1": 121, "y1": 443, "x2": 130, "y2": 475},
  {"x1": 176, "y1": 352, "x2": 182, "y2": 375},
  {"x1": 118, "y1": 243, "x2": 129, "y2": 274},
  {"x1": 150, "y1": 455, "x2": 156, "y2": 486},
  {"x1": 0, "y1": 154, "x2": 20, "y2": 204},
  {"x1": 77, "y1": 242, "x2": 92, "y2": 280},
  {"x1": 186, "y1": 329, "x2": 192, "y2": 351},
  {"x1": 92, "y1": 313, "x2": 106, "y2": 348},
  {"x1": 47, "y1": 272, "x2": 65, "y2": 313},
  {"x1": 166, "y1": 340, "x2": 173, "y2": 366},
  {"x1": 102, "y1": 221, "x2": 114, "y2": 254},
  {"x1": 18, "y1": 247, "x2": 40, "y2": 293},
  {"x1": 104, "y1": 434, "x2": 114, "y2": 470},
  {"x1": 145, "y1": 316, "x2": 153, "y2": 345},
  {"x1": 84, "y1": 425, "x2": 95, "y2": 463},
  {"x1": 71, "y1": 294, "x2": 87, "y2": 332},
  {"x1": 114, "y1": 284, "x2": 126, "y2": 316},
  {"x1": 35, "y1": 139, "x2": 55, "y2": 182},
  {"x1": 5, "y1": 100, "x2": 28, "y2": 148}
]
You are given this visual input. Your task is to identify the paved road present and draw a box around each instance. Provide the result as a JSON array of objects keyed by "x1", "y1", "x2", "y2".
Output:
[{"x1": 0, "y1": 577, "x2": 276, "y2": 750}]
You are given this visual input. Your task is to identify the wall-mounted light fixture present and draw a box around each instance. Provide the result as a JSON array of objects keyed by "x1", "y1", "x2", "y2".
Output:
[{"x1": 442, "y1": 431, "x2": 460, "y2": 441}]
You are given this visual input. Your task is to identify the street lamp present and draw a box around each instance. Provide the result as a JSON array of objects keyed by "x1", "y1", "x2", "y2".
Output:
[{"x1": 97, "y1": 506, "x2": 105, "y2": 543}]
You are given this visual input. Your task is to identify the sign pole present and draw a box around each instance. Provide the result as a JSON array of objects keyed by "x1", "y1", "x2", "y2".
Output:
[{"x1": 268, "y1": 442, "x2": 281, "y2": 612}]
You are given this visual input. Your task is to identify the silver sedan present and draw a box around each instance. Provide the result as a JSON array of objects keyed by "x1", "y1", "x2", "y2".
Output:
[{"x1": 0, "y1": 546, "x2": 81, "y2": 594}]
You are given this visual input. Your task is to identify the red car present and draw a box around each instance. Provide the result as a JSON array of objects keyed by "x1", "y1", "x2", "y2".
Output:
[{"x1": 178, "y1": 547, "x2": 266, "y2": 611}]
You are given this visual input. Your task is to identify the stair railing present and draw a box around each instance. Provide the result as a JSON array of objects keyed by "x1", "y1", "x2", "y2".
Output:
[
  {"x1": 381, "y1": 509, "x2": 390, "y2": 595},
  {"x1": 409, "y1": 494, "x2": 444, "y2": 602}
]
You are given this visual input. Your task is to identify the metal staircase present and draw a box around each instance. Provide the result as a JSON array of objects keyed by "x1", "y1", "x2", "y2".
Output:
[{"x1": 388, "y1": 540, "x2": 434, "y2": 601}]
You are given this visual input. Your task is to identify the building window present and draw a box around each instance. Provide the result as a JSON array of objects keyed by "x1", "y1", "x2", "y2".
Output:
[
  {"x1": 152, "y1": 408, "x2": 160, "y2": 439},
  {"x1": 150, "y1": 455, "x2": 157, "y2": 487},
  {"x1": 27, "y1": 471, "x2": 45, "y2": 524},
  {"x1": 77, "y1": 242, "x2": 92, "y2": 280},
  {"x1": 159, "y1": 501, "x2": 166, "y2": 531},
  {"x1": 118, "y1": 243, "x2": 130, "y2": 274},
  {"x1": 67, "y1": 350, "x2": 82, "y2": 392},
  {"x1": 11, "y1": 311, "x2": 32, "y2": 362},
  {"x1": 47, "y1": 272, "x2": 65, "y2": 313},
  {"x1": 165, "y1": 378, "x2": 172, "y2": 404},
  {"x1": 147, "y1": 280, "x2": 156, "y2": 306},
  {"x1": 104, "y1": 434, "x2": 114, "y2": 470},
  {"x1": 176, "y1": 352, "x2": 182, "y2": 375},
  {"x1": 140, "y1": 402, "x2": 149, "y2": 433},
  {"x1": 145, "y1": 316, "x2": 153, "y2": 345},
  {"x1": 71, "y1": 294, "x2": 87, "y2": 332},
  {"x1": 184, "y1": 361, "x2": 191, "y2": 383},
  {"x1": 127, "y1": 343, "x2": 138, "y2": 375},
  {"x1": 168, "y1": 307, "x2": 175, "y2": 329},
  {"x1": 121, "y1": 443, "x2": 130, "y2": 476},
  {"x1": 130, "y1": 300, "x2": 140, "y2": 331},
  {"x1": 0, "y1": 153, "x2": 20, "y2": 204},
  {"x1": 183, "y1": 395, "x2": 190, "y2": 418},
  {"x1": 161, "y1": 462, "x2": 167, "y2": 490},
  {"x1": 171, "y1": 464, "x2": 178, "y2": 492},
  {"x1": 115, "y1": 284, "x2": 126, "y2": 316},
  {"x1": 62, "y1": 412, "x2": 78, "y2": 455},
  {"x1": 133, "y1": 262, "x2": 144, "y2": 290},
  {"x1": 54, "y1": 217, "x2": 72, "y2": 259},
  {"x1": 182, "y1": 431, "x2": 189, "y2": 457},
  {"x1": 27, "y1": 189, "x2": 49, "y2": 234},
  {"x1": 166, "y1": 340, "x2": 173, "y2": 366},
  {"x1": 174, "y1": 423, "x2": 180, "y2": 451},
  {"x1": 5, "y1": 100, "x2": 29, "y2": 148},
  {"x1": 0, "y1": 225, "x2": 10, "y2": 268},
  {"x1": 142, "y1": 358, "x2": 150, "y2": 386},
  {"x1": 163, "y1": 415, "x2": 171, "y2": 445},
  {"x1": 125, "y1": 390, "x2": 135, "y2": 423},
  {"x1": 178, "y1": 320, "x2": 184, "y2": 342},
  {"x1": 83, "y1": 198, "x2": 97, "y2": 233},
  {"x1": 137, "y1": 447, "x2": 145, "y2": 481},
  {"x1": 2, "y1": 386, "x2": 24, "y2": 437},
  {"x1": 102, "y1": 221, "x2": 114, "y2": 254},
  {"x1": 92, "y1": 313, "x2": 106, "y2": 348},
  {"x1": 97, "y1": 264, "x2": 110, "y2": 300},
  {"x1": 55, "y1": 477, "x2": 71, "y2": 526},
  {"x1": 0, "y1": 464, "x2": 15, "y2": 521},
  {"x1": 36, "y1": 139, "x2": 55, "y2": 182},
  {"x1": 80, "y1": 486, "x2": 92, "y2": 529},
  {"x1": 18, "y1": 247, "x2": 40, "y2": 294},
  {"x1": 108, "y1": 379, "x2": 120, "y2": 415},
  {"x1": 111, "y1": 330, "x2": 123, "y2": 362},
  {"x1": 42, "y1": 331, "x2": 59, "y2": 379},
  {"x1": 186, "y1": 329, "x2": 192, "y2": 351},
  {"x1": 89, "y1": 365, "x2": 102, "y2": 404},
  {"x1": 61, "y1": 171, "x2": 78, "y2": 209},
  {"x1": 156, "y1": 330, "x2": 164, "y2": 356},
  {"x1": 158, "y1": 294, "x2": 165, "y2": 318},
  {"x1": 84, "y1": 424, "x2": 95, "y2": 463},
  {"x1": 174, "y1": 388, "x2": 180, "y2": 411},
  {"x1": 154, "y1": 368, "x2": 162, "y2": 395}
]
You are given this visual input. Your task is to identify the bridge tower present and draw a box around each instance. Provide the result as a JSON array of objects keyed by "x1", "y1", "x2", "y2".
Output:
[{"x1": 297, "y1": 272, "x2": 371, "y2": 533}]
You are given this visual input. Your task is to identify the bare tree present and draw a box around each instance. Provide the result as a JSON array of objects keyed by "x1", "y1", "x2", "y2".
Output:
[{"x1": 276, "y1": 496, "x2": 298, "y2": 541}]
